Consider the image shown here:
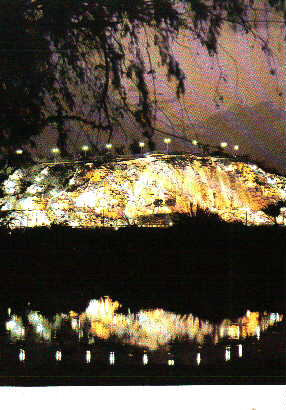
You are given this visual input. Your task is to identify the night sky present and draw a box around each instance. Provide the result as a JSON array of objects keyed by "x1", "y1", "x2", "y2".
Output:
[{"x1": 35, "y1": 6, "x2": 285, "y2": 174}]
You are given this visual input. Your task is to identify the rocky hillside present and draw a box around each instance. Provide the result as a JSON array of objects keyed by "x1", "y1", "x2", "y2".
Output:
[{"x1": 0, "y1": 154, "x2": 285, "y2": 228}]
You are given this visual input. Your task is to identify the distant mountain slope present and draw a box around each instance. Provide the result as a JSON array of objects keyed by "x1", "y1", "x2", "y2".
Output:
[{"x1": 188, "y1": 102, "x2": 285, "y2": 175}]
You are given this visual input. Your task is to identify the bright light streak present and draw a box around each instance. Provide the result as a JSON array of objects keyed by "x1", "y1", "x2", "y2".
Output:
[
  {"x1": 55, "y1": 350, "x2": 62, "y2": 361},
  {"x1": 225, "y1": 346, "x2": 231, "y2": 361},
  {"x1": 238, "y1": 344, "x2": 243, "y2": 358},
  {"x1": 19, "y1": 349, "x2": 25, "y2": 361},
  {"x1": 256, "y1": 326, "x2": 261, "y2": 340},
  {"x1": 109, "y1": 351, "x2": 115, "y2": 365},
  {"x1": 143, "y1": 353, "x2": 148, "y2": 365},
  {"x1": 86, "y1": 350, "x2": 91, "y2": 363},
  {"x1": 196, "y1": 352, "x2": 201, "y2": 365}
]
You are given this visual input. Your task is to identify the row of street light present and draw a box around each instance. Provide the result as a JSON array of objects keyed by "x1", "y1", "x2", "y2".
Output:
[
  {"x1": 191, "y1": 139, "x2": 239, "y2": 151},
  {"x1": 13, "y1": 139, "x2": 239, "y2": 160}
]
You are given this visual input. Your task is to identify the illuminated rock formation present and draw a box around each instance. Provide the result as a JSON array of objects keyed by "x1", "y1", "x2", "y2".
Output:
[{"x1": 0, "y1": 153, "x2": 285, "y2": 228}]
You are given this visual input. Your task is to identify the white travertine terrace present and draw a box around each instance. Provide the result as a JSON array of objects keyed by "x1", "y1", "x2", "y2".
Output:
[{"x1": 0, "y1": 154, "x2": 285, "y2": 228}]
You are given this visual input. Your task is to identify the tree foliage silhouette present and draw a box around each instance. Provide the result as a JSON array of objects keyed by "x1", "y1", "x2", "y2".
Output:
[
  {"x1": 262, "y1": 200, "x2": 286, "y2": 224},
  {"x1": 0, "y1": 0, "x2": 284, "y2": 155}
]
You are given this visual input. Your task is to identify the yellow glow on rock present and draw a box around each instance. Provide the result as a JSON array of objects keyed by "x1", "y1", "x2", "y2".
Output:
[
  {"x1": 0, "y1": 155, "x2": 285, "y2": 228},
  {"x1": 90, "y1": 321, "x2": 111, "y2": 340}
]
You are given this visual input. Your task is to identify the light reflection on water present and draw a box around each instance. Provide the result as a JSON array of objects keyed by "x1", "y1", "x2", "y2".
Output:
[
  {"x1": 55, "y1": 350, "x2": 62, "y2": 361},
  {"x1": 18, "y1": 349, "x2": 25, "y2": 361},
  {"x1": 7, "y1": 342, "x2": 253, "y2": 367},
  {"x1": 4, "y1": 298, "x2": 284, "y2": 354},
  {"x1": 109, "y1": 351, "x2": 115, "y2": 365},
  {"x1": 85, "y1": 350, "x2": 91, "y2": 363},
  {"x1": 143, "y1": 353, "x2": 148, "y2": 365},
  {"x1": 225, "y1": 346, "x2": 231, "y2": 361}
]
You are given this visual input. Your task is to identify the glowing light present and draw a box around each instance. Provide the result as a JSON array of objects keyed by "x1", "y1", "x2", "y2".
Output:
[
  {"x1": 55, "y1": 350, "x2": 62, "y2": 361},
  {"x1": 15, "y1": 149, "x2": 23, "y2": 155},
  {"x1": 85, "y1": 350, "x2": 91, "y2": 363},
  {"x1": 81, "y1": 145, "x2": 89, "y2": 152},
  {"x1": 164, "y1": 138, "x2": 171, "y2": 153},
  {"x1": 143, "y1": 353, "x2": 148, "y2": 365},
  {"x1": 238, "y1": 344, "x2": 243, "y2": 358},
  {"x1": 6, "y1": 320, "x2": 14, "y2": 331},
  {"x1": 109, "y1": 351, "x2": 115, "y2": 365},
  {"x1": 256, "y1": 326, "x2": 261, "y2": 340},
  {"x1": 196, "y1": 352, "x2": 201, "y2": 365},
  {"x1": 75, "y1": 191, "x2": 97, "y2": 208},
  {"x1": 270, "y1": 313, "x2": 280, "y2": 322},
  {"x1": 6, "y1": 315, "x2": 25, "y2": 340},
  {"x1": 19, "y1": 349, "x2": 25, "y2": 361},
  {"x1": 51, "y1": 147, "x2": 60, "y2": 154},
  {"x1": 139, "y1": 142, "x2": 145, "y2": 148},
  {"x1": 220, "y1": 142, "x2": 228, "y2": 148},
  {"x1": 3, "y1": 178, "x2": 21, "y2": 194},
  {"x1": 225, "y1": 346, "x2": 231, "y2": 361},
  {"x1": 228, "y1": 324, "x2": 240, "y2": 339},
  {"x1": 71, "y1": 318, "x2": 78, "y2": 330},
  {"x1": 28, "y1": 311, "x2": 52, "y2": 341},
  {"x1": 233, "y1": 145, "x2": 239, "y2": 151},
  {"x1": 168, "y1": 359, "x2": 175, "y2": 366},
  {"x1": 106, "y1": 143, "x2": 112, "y2": 150},
  {"x1": 7, "y1": 307, "x2": 11, "y2": 316}
]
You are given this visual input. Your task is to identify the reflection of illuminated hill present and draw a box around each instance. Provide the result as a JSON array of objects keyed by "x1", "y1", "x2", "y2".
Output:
[{"x1": 5, "y1": 296, "x2": 284, "y2": 351}]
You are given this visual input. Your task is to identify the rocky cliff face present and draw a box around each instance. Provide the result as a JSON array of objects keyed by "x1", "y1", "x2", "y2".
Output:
[{"x1": 0, "y1": 154, "x2": 285, "y2": 228}]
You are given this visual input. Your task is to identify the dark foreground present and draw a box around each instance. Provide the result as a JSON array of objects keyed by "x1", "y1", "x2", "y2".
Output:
[
  {"x1": 0, "y1": 357, "x2": 284, "y2": 386},
  {"x1": 0, "y1": 221, "x2": 285, "y2": 385},
  {"x1": 1, "y1": 221, "x2": 285, "y2": 320}
]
